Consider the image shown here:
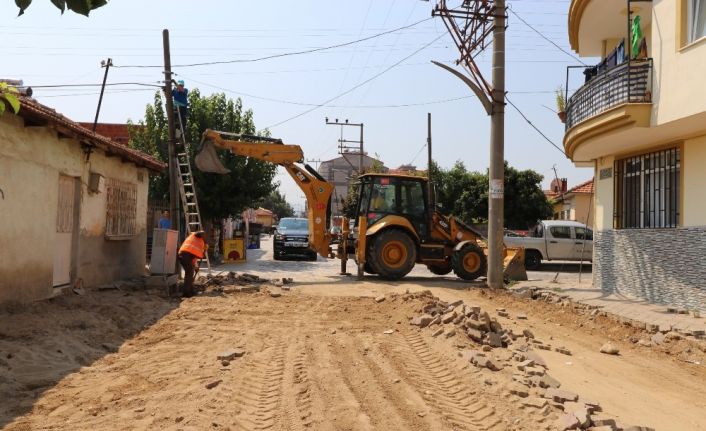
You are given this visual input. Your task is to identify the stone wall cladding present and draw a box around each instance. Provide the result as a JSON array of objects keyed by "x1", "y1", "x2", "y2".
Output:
[{"x1": 594, "y1": 226, "x2": 706, "y2": 312}]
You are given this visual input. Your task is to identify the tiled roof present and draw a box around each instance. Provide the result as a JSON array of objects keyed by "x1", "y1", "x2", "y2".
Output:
[
  {"x1": 17, "y1": 97, "x2": 165, "y2": 172},
  {"x1": 566, "y1": 178, "x2": 594, "y2": 195},
  {"x1": 77, "y1": 122, "x2": 134, "y2": 145}
]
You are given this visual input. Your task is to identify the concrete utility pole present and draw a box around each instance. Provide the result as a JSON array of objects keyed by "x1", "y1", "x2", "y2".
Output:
[
  {"x1": 162, "y1": 29, "x2": 180, "y2": 236},
  {"x1": 92, "y1": 58, "x2": 112, "y2": 132},
  {"x1": 325, "y1": 117, "x2": 365, "y2": 174},
  {"x1": 486, "y1": 0, "x2": 506, "y2": 289},
  {"x1": 433, "y1": 0, "x2": 506, "y2": 289},
  {"x1": 427, "y1": 113, "x2": 434, "y2": 221}
]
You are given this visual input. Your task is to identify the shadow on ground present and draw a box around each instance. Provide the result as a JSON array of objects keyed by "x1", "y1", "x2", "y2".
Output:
[{"x1": 0, "y1": 289, "x2": 178, "y2": 428}]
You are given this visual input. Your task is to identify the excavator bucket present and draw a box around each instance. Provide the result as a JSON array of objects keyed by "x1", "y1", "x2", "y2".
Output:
[
  {"x1": 195, "y1": 138, "x2": 231, "y2": 174},
  {"x1": 502, "y1": 247, "x2": 528, "y2": 281}
]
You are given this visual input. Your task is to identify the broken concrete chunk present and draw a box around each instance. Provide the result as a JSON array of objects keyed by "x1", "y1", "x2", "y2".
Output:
[
  {"x1": 374, "y1": 295, "x2": 386, "y2": 303},
  {"x1": 651, "y1": 332, "x2": 665, "y2": 345},
  {"x1": 554, "y1": 346, "x2": 572, "y2": 356},
  {"x1": 445, "y1": 328, "x2": 456, "y2": 338},
  {"x1": 383, "y1": 329, "x2": 394, "y2": 335},
  {"x1": 517, "y1": 359, "x2": 535, "y2": 371},
  {"x1": 269, "y1": 291, "x2": 282, "y2": 298},
  {"x1": 508, "y1": 382, "x2": 529, "y2": 397},
  {"x1": 410, "y1": 314, "x2": 434, "y2": 327},
  {"x1": 431, "y1": 327, "x2": 444, "y2": 337},
  {"x1": 554, "y1": 412, "x2": 580, "y2": 430},
  {"x1": 205, "y1": 379, "x2": 223, "y2": 389},
  {"x1": 600, "y1": 343, "x2": 620, "y2": 355},
  {"x1": 521, "y1": 397, "x2": 548, "y2": 409},
  {"x1": 441, "y1": 311, "x2": 457, "y2": 324},
  {"x1": 544, "y1": 388, "x2": 578, "y2": 403},
  {"x1": 466, "y1": 328, "x2": 484, "y2": 342},
  {"x1": 539, "y1": 374, "x2": 561, "y2": 389},
  {"x1": 488, "y1": 332, "x2": 503, "y2": 348},
  {"x1": 522, "y1": 329, "x2": 535, "y2": 339},
  {"x1": 217, "y1": 349, "x2": 246, "y2": 361}
]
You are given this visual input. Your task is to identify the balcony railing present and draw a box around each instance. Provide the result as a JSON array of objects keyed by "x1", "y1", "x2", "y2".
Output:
[{"x1": 565, "y1": 59, "x2": 653, "y2": 130}]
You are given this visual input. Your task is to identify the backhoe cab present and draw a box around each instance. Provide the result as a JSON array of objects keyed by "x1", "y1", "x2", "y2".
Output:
[{"x1": 349, "y1": 173, "x2": 526, "y2": 281}]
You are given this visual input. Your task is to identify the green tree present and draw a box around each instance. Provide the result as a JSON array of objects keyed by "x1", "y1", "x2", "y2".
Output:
[
  {"x1": 15, "y1": 0, "x2": 107, "y2": 16},
  {"x1": 340, "y1": 154, "x2": 386, "y2": 218},
  {"x1": 129, "y1": 90, "x2": 277, "y2": 220},
  {"x1": 258, "y1": 190, "x2": 294, "y2": 220},
  {"x1": 433, "y1": 161, "x2": 551, "y2": 230},
  {"x1": 0, "y1": 82, "x2": 20, "y2": 116}
]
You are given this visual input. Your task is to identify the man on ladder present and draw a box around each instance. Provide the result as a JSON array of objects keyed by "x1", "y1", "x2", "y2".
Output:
[{"x1": 172, "y1": 79, "x2": 188, "y2": 140}]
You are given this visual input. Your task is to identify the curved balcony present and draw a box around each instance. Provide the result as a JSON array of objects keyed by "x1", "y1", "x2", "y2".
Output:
[{"x1": 565, "y1": 59, "x2": 652, "y2": 130}]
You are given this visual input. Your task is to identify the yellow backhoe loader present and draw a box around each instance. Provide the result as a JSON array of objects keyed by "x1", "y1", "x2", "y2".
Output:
[{"x1": 196, "y1": 130, "x2": 526, "y2": 282}]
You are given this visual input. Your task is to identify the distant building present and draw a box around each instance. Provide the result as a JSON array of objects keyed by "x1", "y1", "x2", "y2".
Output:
[
  {"x1": 1, "y1": 97, "x2": 164, "y2": 303},
  {"x1": 551, "y1": 178, "x2": 594, "y2": 227},
  {"x1": 319, "y1": 153, "x2": 386, "y2": 217},
  {"x1": 388, "y1": 164, "x2": 425, "y2": 176}
]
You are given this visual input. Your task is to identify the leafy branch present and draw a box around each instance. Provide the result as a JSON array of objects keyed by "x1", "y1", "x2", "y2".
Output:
[
  {"x1": 15, "y1": 0, "x2": 108, "y2": 17},
  {"x1": 0, "y1": 83, "x2": 20, "y2": 116}
]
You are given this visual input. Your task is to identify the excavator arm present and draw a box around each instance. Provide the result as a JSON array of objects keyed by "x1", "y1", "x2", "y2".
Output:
[{"x1": 196, "y1": 129, "x2": 334, "y2": 257}]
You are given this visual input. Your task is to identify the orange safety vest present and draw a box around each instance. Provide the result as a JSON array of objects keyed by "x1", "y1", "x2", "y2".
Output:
[{"x1": 179, "y1": 233, "x2": 205, "y2": 258}]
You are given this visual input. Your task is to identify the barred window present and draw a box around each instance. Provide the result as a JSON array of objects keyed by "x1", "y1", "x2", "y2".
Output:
[
  {"x1": 106, "y1": 178, "x2": 137, "y2": 238},
  {"x1": 614, "y1": 148, "x2": 680, "y2": 229}
]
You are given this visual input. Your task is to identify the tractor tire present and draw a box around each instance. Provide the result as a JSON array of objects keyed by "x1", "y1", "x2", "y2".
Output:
[
  {"x1": 427, "y1": 262, "x2": 453, "y2": 275},
  {"x1": 367, "y1": 229, "x2": 417, "y2": 280},
  {"x1": 364, "y1": 262, "x2": 377, "y2": 274},
  {"x1": 524, "y1": 250, "x2": 542, "y2": 270},
  {"x1": 451, "y1": 242, "x2": 487, "y2": 281}
]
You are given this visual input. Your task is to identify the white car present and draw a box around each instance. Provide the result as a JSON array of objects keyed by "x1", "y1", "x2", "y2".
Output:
[{"x1": 503, "y1": 220, "x2": 593, "y2": 270}]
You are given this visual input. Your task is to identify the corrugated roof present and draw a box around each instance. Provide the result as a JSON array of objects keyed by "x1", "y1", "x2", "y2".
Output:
[{"x1": 16, "y1": 97, "x2": 165, "y2": 172}]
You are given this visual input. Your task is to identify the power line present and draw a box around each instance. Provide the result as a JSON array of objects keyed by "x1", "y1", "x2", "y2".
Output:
[
  {"x1": 114, "y1": 17, "x2": 433, "y2": 69},
  {"x1": 264, "y1": 33, "x2": 446, "y2": 129},
  {"x1": 504, "y1": 94, "x2": 566, "y2": 156},
  {"x1": 28, "y1": 82, "x2": 162, "y2": 88},
  {"x1": 508, "y1": 6, "x2": 588, "y2": 66}
]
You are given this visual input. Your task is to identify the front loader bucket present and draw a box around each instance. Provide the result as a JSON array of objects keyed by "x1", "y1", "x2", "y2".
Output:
[
  {"x1": 195, "y1": 139, "x2": 231, "y2": 174},
  {"x1": 502, "y1": 247, "x2": 527, "y2": 281}
]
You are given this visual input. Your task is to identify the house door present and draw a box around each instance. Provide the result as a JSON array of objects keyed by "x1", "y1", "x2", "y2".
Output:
[{"x1": 53, "y1": 175, "x2": 77, "y2": 287}]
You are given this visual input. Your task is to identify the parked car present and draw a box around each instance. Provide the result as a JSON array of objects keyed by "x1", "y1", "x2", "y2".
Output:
[
  {"x1": 503, "y1": 220, "x2": 593, "y2": 270},
  {"x1": 273, "y1": 217, "x2": 317, "y2": 261}
]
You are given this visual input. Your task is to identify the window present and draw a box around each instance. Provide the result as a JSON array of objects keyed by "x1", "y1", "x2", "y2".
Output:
[
  {"x1": 688, "y1": 0, "x2": 706, "y2": 43},
  {"x1": 106, "y1": 178, "x2": 137, "y2": 238},
  {"x1": 575, "y1": 227, "x2": 593, "y2": 241},
  {"x1": 614, "y1": 148, "x2": 680, "y2": 229},
  {"x1": 550, "y1": 226, "x2": 572, "y2": 239}
]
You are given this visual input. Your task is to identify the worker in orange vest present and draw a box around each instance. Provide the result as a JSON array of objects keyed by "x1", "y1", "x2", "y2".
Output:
[{"x1": 178, "y1": 230, "x2": 207, "y2": 298}]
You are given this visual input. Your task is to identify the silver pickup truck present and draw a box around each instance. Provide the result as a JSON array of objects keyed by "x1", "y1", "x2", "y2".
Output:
[{"x1": 503, "y1": 220, "x2": 593, "y2": 270}]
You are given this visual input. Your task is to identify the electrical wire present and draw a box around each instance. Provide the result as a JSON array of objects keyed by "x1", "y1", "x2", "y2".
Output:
[
  {"x1": 508, "y1": 6, "x2": 588, "y2": 66},
  {"x1": 114, "y1": 17, "x2": 433, "y2": 69},
  {"x1": 264, "y1": 33, "x2": 446, "y2": 129},
  {"x1": 29, "y1": 82, "x2": 162, "y2": 88},
  {"x1": 504, "y1": 95, "x2": 566, "y2": 156}
]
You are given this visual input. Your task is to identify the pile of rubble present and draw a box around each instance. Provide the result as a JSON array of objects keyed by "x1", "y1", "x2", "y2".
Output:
[
  {"x1": 398, "y1": 291, "x2": 655, "y2": 431},
  {"x1": 198, "y1": 272, "x2": 294, "y2": 294}
]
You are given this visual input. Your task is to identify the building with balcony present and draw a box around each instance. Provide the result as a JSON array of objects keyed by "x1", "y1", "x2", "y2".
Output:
[{"x1": 564, "y1": 0, "x2": 706, "y2": 311}]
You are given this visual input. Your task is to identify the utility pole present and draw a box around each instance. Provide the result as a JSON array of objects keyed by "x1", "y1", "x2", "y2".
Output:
[
  {"x1": 486, "y1": 0, "x2": 506, "y2": 289},
  {"x1": 433, "y1": 0, "x2": 507, "y2": 289},
  {"x1": 92, "y1": 58, "x2": 112, "y2": 132},
  {"x1": 427, "y1": 113, "x2": 434, "y2": 220},
  {"x1": 325, "y1": 117, "x2": 365, "y2": 174},
  {"x1": 162, "y1": 29, "x2": 180, "y2": 237}
]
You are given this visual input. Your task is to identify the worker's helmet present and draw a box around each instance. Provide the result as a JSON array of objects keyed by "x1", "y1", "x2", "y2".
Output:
[{"x1": 177, "y1": 80, "x2": 185, "y2": 86}]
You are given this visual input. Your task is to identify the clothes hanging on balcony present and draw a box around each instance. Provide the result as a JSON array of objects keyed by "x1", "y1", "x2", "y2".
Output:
[
  {"x1": 583, "y1": 66, "x2": 598, "y2": 83},
  {"x1": 632, "y1": 15, "x2": 643, "y2": 58}
]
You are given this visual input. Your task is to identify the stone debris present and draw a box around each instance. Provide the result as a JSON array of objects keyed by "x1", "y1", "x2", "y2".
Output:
[
  {"x1": 217, "y1": 349, "x2": 246, "y2": 361},
  {"x1": 269, "y1": 291, "x2": 282, "y2": 298},
  {"x1": 404, "y1": 291, "x2": 643, "y2": 430},
  {"x1": 599, "y1": 343, "x2": 620, "y2": 355},
  {"x1": 375, "y1": 295, "x2": 386, "y2": 303},
  {"x1": 383, "y1": 329, "x2": 394, "y2": 335},
  {"x1": 205, "y1": 379, "x2": 222, "y2": 390}
]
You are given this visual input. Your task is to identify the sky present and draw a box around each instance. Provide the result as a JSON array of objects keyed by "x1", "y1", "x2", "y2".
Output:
[{"x1": 2, "y1": 0, "x2": 592, "y2": 213}]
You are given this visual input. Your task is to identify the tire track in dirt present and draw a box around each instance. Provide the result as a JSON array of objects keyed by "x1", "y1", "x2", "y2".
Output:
[
  {"x1": 231, "y1": 341, "x2": 287, "y2": 431},
  {"x1": 332, "y1": 334, "x2": 419, "y2": 430},
  {"x1": 385, "y1": 332, "x2": 505, "y2": 431}
]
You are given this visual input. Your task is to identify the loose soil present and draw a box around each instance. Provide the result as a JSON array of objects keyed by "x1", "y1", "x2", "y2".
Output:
[{"x1": 1, "y1": 279, "x2": 704, "y2": 431}]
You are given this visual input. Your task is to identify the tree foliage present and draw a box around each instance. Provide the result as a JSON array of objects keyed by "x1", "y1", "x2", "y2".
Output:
[
  {"x1": 258, "y1": 190, "x2": 294, "y2": 221},
  {"x1": 0, "y1": 82, "x2": 20, "y2": 116},
  {"x1": 340, "y1": 154, "x2": 387, "y2": 218},
  {"x1": 15, "y1": 0, "x2": 107, "y2": 16},
  {"x1": 129, "y1": 90, "x2": 277, "y2": 221},
  {"x1": 433, "y1": 161, "x2": 552, "y2": 230}
]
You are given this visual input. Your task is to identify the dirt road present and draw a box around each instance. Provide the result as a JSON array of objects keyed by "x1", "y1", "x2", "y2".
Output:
[{"x1": 1, "y1": 238, "x2": 704, "y2": 430}]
